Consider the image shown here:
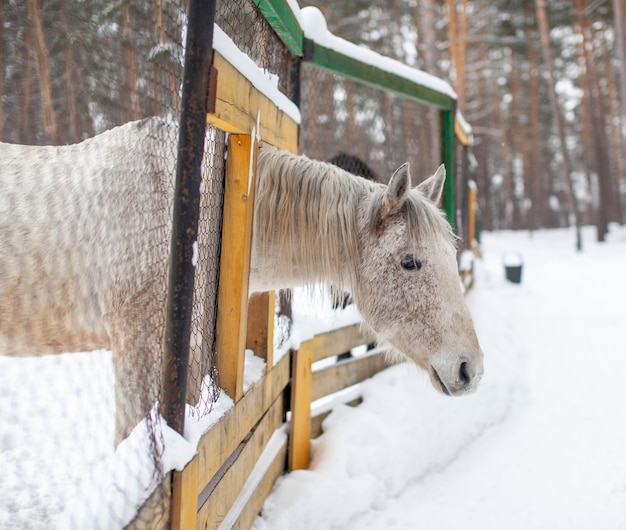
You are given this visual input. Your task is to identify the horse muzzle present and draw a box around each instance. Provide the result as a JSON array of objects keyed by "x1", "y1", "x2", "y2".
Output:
[{"x1": 429, "y1": 355, "x2": 483, "y2": 396}]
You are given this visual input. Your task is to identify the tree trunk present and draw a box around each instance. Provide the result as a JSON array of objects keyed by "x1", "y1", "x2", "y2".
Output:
[
  {"x1": 456, "y1": 0, "x2": 469, "y2": 110},
  {"x1": 414, "y1": 0, "x2": 443, "y2": 173},
  {"x1": 612, "y1": 0, "x2": 626, "y2": 151},
  {"x1": 444, "y1": 0, "x2": 468, "y2": 109},
  {"x1": 415, "y1": 0, "x2": 442, "y2": 77},
  {"x1": 508, "y1": 61, "x2": 525, "y2": 228},
  {"x1": 445, "y1": 0, "x2": 458, "y2": 95},
  {"x1": 122, "y1": 1, "x2": 140, "y2": 121},
  {"x1": 155, "y1": 0, "x2": 180, "y2": 113},
  {"x1": 575, "y1": 0, "x2": 612, "y2": 241},
  {"x1": 61, "y1": 6, "x2": 78, "y2": 144},
  {"x1": 525, "y1": 4, "x2": 550, "y2": 230},
  {"x1": 535, "y1": 0, "x2": 582, "y2": 250},
  {"x1": 600, "y1": 21, "x2": 625, "y2": 223},
  {"x1": 27, "y1": 0, "x2": 57, "y2": 143}
]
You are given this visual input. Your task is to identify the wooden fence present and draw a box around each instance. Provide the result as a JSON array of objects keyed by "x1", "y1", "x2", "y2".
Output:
[{"x1": 168, "y1": 322, "x2": 384, "y2": 529}]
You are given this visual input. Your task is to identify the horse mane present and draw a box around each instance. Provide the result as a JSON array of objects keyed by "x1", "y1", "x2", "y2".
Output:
[
  {"x1": 255, "y1": 148, "x2": 456, "y2": 295},
  {"x1": 255, "y1": 148, "x2": 372, "y2": 293}
]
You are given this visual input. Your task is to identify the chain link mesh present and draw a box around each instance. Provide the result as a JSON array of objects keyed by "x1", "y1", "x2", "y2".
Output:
[
  {"x1": 1, "y1": 1, "x2": 224, "y2": 527},
  {"x1": 299, "y1": 63, "x2": 442, "y2": 186},
  {"x1": 215, "y1": 0, "x2": 296, "y2": 97}
]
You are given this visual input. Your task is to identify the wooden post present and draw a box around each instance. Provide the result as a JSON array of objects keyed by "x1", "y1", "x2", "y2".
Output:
[
  {"x1": 468, "y1": 183, "x2": 476, "y2": 250},
  {"x1": 171, "y1": 459, "x2": 199, "y2": 530},
  {"x1": 216, "y1": 134, "x2": 257, "y2": 402},
  {"x1": 289, "y1": 341, "x2": 313, "y2": 471},
  {"x1": 246, "y1": 292, "x2": 275, "y2": 369}
]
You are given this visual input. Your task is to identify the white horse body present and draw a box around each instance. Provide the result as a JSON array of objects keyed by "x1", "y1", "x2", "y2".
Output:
[
  {"x1": 0, "y1": 118, "x2": 483, "y2": 443},
  {"x1": 0, "y1": 120, "x2": 174, "y2": 356}
]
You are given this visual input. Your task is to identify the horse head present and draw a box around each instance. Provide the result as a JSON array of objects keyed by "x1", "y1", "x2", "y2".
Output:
[{"x1": 352, "y1": 163, "x2": 483, "y2": 396}]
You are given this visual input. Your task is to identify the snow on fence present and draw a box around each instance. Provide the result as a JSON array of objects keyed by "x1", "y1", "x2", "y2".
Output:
[{"x1": 1, "y1": 0, "x2": 477, "y2": 528}]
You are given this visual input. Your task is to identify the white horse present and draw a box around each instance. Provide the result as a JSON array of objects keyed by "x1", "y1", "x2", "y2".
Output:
[{"x1": 0, "y1": 118, "x2": 483, "y2": 444}]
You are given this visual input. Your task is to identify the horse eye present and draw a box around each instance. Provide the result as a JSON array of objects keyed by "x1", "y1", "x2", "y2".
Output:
[{"x1": 401, "y1": 255, "x2": 422, "y2": 271}]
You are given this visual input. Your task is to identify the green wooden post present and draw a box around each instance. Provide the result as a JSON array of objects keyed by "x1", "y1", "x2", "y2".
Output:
[{"x1": 441, "y1": 108, "x2": 457, "y2": 232}]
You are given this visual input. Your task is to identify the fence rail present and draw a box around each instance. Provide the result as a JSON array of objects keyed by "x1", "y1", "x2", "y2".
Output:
[{"x1": 167, "y1": 321, "x2": 385, "y2": 529}]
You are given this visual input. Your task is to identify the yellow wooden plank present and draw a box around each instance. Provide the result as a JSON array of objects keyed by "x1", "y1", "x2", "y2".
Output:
[
  {"x1": 231, "y1": 439, "x2": 288, "y2": 530},
  {"x1": 468, "y1": 185, "x2": 477, "y2": 250},
  {"x1": 310, "y1": 324, "x2": 374, "y2": 363},
  {"x1": 246, "y1": 291, "x2": 275, "y2": 368},
  {"x1": 216, "y1": 134, "x2": 257, "y2": 402},
  {"x1": 171, "y1": 460, "x2": 199, "y2": 530},
  {"x1": 289, "y1": 342, "x2": 313, "y2": 471},
  {"x1": 311, "y1": 351, "x2": 388, "y2": 402},
  {"x1": 197, "y1": 396, "x2": 285, "y2": 529},
  {"x1": 455, "y1": 117, "x2": 470, "y2": 146},
  {"x1": 196, "y1": 354, "x2": 290, "y2": 495},
  {"x1": 208, "y1": 51, "x2": 298, "y2": 153}
]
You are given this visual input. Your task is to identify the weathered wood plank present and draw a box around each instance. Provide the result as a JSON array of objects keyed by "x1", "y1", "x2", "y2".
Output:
[
  {"x1": 171, "y1": 460, "x2": 198, "y2": 530},
  {"x1": 289, "y1": 343, "x2": 313, "y2": 471},
  {"x1": 197, "y1": 396, "x2": 285, "y2": 529},
  {"x1": 196, "y1": 354, "x2": 290, "y2": 496},
  {"x1": 246, "y1": 291, "x2": 275, "y2": 368},
  {"x1": 231, "y1": 437, "x2": 287, "y2": 530},
  {"x1": 208, "y1": 51, "x2": 299, "y2": 153},
  {"x1": 309, "y1": 324, "x2": 373, "y2": 363},
  {"x1": 455, "y1": 116, "x2": 471, "y2": 146},
  {"x1": 216, "y1": 134, "x2": 257, "y2": 402},
  {"x1": 311, "y1": 351, "x2": 388, "y2": 402}
]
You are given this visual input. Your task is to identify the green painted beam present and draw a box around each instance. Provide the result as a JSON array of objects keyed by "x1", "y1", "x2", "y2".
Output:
[
  {"x1": 441, "y1": 108, "x2": 457, "y2": 230},
  {"x1": 304, "y1": 40, "x2": 455, "y2": 110},
  {"x1": 254, "y1": 0, "x2": 303, "y2": 57}
]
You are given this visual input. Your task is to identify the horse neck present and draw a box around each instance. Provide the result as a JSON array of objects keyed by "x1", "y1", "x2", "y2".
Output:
[{"x1": 250, "y1": 150, "x2": 369, "y2": 294}]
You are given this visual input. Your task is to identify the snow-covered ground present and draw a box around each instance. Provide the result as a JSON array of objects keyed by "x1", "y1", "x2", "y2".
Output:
[{"x1": 254, "y1": 224, "x2": 626, "y2": 530}]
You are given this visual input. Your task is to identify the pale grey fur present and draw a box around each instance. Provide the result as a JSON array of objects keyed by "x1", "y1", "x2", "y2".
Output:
[
  {"x1": 0, "y1": 118, "x2": 483, "y2": 448},
  {"x1": 1, "y1": 118, "x2": 175, "y2": 445}
]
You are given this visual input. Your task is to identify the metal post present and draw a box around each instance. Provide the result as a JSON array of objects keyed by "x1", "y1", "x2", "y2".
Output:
[
  {"x1": 162, "y1": 0, "x2": 217, "y2": 436},
  {"x1": 441, "y1": 108, "x2": 457, "y2": 232}
]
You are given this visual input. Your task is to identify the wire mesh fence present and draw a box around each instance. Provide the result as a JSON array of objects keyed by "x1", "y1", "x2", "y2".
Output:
[
  {"x1": 215, "y1": 0, "x2": 297, "y2": 99},
  {"x1": 1, "y1": 1, "x2": 224, "y2": 527},
  {"x1": 299, "y1": 63, "x2": 442, "y2": 186}
]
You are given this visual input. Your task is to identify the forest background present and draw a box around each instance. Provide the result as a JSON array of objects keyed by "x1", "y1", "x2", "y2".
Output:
[{"x1": 2, "y1": 0, "x2": 626, "y2": 241}]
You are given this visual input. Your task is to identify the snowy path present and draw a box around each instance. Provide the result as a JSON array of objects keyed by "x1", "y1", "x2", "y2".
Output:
[
  {"x1": 347, "y1": 227, "x2": 626, "y2": 529},
  {"x1": 255, "y1": 226, "x2": 626, "y2": 530}
]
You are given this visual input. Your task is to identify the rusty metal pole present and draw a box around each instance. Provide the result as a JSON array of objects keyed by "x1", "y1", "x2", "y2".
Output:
[{"x1": 162, "y1": 0, "x2": 216, "y2": 436}]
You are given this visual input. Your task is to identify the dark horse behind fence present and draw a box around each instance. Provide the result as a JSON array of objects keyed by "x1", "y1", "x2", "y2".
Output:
[{"x1": 0, "y1": 118, "x2": 483, "y2": 445}]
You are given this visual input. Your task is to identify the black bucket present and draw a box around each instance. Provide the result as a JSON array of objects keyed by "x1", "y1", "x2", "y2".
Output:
[{"x1": 503, "y1": 253, "x2": 523, "y2": 284}]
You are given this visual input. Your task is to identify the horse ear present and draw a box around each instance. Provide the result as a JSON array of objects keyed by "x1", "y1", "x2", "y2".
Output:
[
  {"x1": 383, "y1": 162, "x2": 411, "y2": 216},
  {"x1": 416, "y1": 163, "x2": 446, "y2": 205}
]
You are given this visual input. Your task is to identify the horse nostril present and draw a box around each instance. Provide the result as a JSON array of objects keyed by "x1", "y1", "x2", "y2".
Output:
[{"x1": 459, "y1": 361, "x2": 471, "y2": 386}]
